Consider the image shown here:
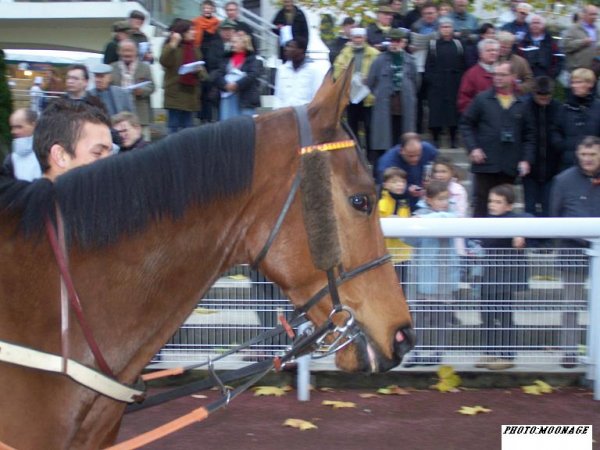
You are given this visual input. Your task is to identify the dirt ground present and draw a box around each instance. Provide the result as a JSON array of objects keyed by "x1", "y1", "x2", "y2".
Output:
[{"x1": 117, "y1": 375, "x2": 600, "y2": 450}]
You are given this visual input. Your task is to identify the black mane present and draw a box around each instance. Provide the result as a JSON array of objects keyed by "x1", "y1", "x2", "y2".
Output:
[{"x1": 0, "y1": 116, "x2": 256, "y2": 248}]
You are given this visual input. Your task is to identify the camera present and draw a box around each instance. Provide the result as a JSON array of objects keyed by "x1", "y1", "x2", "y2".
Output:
[{"x1": 500, "y1": 130, "x2": 515, "y2": 143}]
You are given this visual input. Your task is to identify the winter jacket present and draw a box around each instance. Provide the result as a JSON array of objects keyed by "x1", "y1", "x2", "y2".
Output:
[
  {"x1": 159, "y1": 43, "x2": 205, "y2": 112},
  {"x1": 457, "y1": 63, "x2": 494, "y2": 113},
  {"x1": 333, "y1": 44, "x2": 380, "y2": 107},
  {"x1": 214, "y1": 52, "x2": 262, "y2": 109}
]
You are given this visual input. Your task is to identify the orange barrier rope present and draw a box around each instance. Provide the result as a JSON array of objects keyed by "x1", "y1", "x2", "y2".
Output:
[
  {"x1": 140, "y1": 367, "x2": 185, "y2": 382},
  {"x1": 105, "y1": 407, "x2": 209, "y2": 450}
]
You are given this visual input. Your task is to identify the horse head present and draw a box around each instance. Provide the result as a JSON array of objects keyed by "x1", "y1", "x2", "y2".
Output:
[{"x1": 250, "y1": 63, "x2": 415, "y2": 373}]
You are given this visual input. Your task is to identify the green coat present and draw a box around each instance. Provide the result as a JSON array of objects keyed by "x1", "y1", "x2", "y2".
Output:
[
  {"x1": 333, "y1": 44, "x2": 379, "y2": 107},
  {"x1": 159, "y1": 44, "x2": 204, "y2": 112}
]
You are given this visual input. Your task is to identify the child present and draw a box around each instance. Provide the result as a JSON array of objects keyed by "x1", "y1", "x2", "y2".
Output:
[
  {"x1": 475, "y1": 184, "x2": 530, "y2": 371},
  {"x1": 431, "y1": 156, "x2": 468, "y2": 218},
  {"x1": 404, "y1": 180, "x2": 460, "y2": 367},
  {"x1": 378, "y1": 167, "x2": 413, "y2": 291}
]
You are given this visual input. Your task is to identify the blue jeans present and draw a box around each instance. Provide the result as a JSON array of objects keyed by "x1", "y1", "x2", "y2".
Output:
[
  {"x1": 167, "y1": 109, "x2": 193, "y2": 134},
  {"x1": 219, "y1": 94, "x2": 255, "y2": 121}
]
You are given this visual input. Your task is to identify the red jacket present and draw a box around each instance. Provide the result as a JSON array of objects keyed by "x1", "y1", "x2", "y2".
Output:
[{"x1": 457, "y1": 64, "x2": 494, "y2": 114}]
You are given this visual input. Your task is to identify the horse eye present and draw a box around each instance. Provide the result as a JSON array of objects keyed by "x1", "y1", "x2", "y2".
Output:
[{"x1": 349, "y1": 194, "x2": 372, "y2": 214}]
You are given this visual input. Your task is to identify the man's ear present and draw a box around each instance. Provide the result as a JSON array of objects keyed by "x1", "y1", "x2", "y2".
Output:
[{"x1": 49, "y1": 143, "x2": 69, "y2": 169}]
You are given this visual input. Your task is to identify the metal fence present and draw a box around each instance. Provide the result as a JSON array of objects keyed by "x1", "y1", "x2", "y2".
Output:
[{"x1": 151, "y1": 218, "x2": 600, "y2": 384}]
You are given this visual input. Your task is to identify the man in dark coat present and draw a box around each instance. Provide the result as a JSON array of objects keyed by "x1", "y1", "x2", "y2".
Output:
[
  {"x1": 459, "y1": 60, "x2": 536, "y2": 217},
  {"x1": 518, "y1": 14, "x2": 562, "y2": 79},
  {"x1": 272, "y1": 0, "x2": 309, "y2": 61},
  {"x1": 424, "y1": 17, "x2": 465, "y2": 148}
]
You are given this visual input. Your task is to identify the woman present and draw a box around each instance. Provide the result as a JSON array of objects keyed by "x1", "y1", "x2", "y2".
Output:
[
  {"x1": 215, "y1": 32, "x2": 261, "y2": 121},
  {"x1": 159, "y1": 19, "x2": 206, "y2": 134},
  {"x1": 367, "y1": 28, "x2": 417, "y2": 170}
]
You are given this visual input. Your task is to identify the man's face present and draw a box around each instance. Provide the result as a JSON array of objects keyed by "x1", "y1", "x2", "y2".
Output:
[
  {"x1": 529, "y1": 17, "x2": 544, "y2": 35},
  {"x1": 533, "y1": 92, "x2": 552, "y2": 106},
  {"x1": 388, "y1": 37, "x2": 407, "y2": 52},
  {"x1": 499, "y1": 40, "x2": 513, "y2": 57},
  {"x1": 400, "y1": 141, "x2": 423, "y2": 166},
  {"x1": 439, "y1": 23, "x2": 454, "y2": 39},
  {"x1": 94, "y1": 73, "x2": 111, "y2": 91},
  {"x1": 66, "y1": 69, "x2": 88, "y2": 96},
  {"x1": 283, "y1": 0, "x2": 294, "y2": 10},
  {"x1": 202, "y1": 3, "x2": 214, "y2": 17},
  {"x1": 225, "y1": 3, "x2": 239, "y2": 20},
  {"x1": 493, "y1": 63, "x2": 514, "y2": 90},
  {"x1": 351, "y1": 34, "x2": 366, "y2": 47},
  {"x1": 391, "y1": 0, "x2": 402, "y2": 12},
  {"x1": 480, "y1": 43, "x2": 499, "y2": 64},
  {"x1": 114, "y1": 120, "x2": 142, "y2": 148},
  {"x1": 516, "y1": 9, "x2": 529, "y2": 24},
  {"x1": 219, "y1": 28, "x2": 235, "y2": 42},
  {"x1": 378, "y1": 12, "x2": 393, "y2": 26},
  {"x1": 454, "y1": 0, "x2": 468, "y2": 13},
  {"x1": 119, "y1": 42, "x2": 137, "y2": 64},
  {"x1": 577, "y1": 145, "x2": 600, "y2": 175},
  {"x1": 583, "y1": 6, "x2": 598, "y2": 25},
  {"x1": 571, "y1": 76, "x2": 594, "y2": 97},
  {"x1": 421, "y1": 6, "x2": 438, "y2": 24},
  {"x1": 64, "y1": 122, "x2": 112, "y2": 172},
  {"x1": 9, "y1": 110, "x2": 35, "y2": 138},
  {"x1": 284, "y1": 41, "x2": 303, "y2": 61},
  {"x1": 129, "y1": 18, "x2": 144, "y2": 31}
]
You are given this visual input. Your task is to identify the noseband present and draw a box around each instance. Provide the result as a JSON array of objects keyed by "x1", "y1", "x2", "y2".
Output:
[{"x1": 252, "y1": 105, "x2": 391, "y2": 357}]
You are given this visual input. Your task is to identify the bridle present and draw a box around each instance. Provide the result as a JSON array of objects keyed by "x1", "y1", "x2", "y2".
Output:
[{"x1": 251, "y1": 105, "x2": 392, "y2": 358}]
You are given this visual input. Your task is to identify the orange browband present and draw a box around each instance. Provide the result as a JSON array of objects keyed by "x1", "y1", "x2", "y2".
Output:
[{"x1": 299, "y1": 139, "x2": 355, "y2": 155}]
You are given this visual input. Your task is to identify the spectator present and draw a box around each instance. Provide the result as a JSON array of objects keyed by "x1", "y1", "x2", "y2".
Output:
[
  {"x1": 459, "y1": 60, "x2": 535, "y2": 217},
  {"x1": 439, "y1": 2, "x2": 453, "y2": 18},
  {"x1": 44, "y1": 68, "x2": 65, "y2": 94},
  {"x1": 272, "y1": 0, "x2": 309, "y2": 61},
  {"x1": 33, "y1": 98, "x2": 112, "y2": 181},
  {"x1": 215, "y1": 32, "x2": 261, "y2": 120},
  {"x1": 501, "y1": 2, "x2": 531, "y2": 43},
  {"x1": 553, "y1": 68, "x2": 600, "y2": 171},
  {"x1": 1, "y1": 109, "x2": 41, "y2": 181},
  {"x1": 518, "y1": 14, "x2": 562, "y2": 79},
  {"x1": 103, "y1": 20, "x2": 131, "y2": 65},
  {"x1": 410, "y1": 1, "x2": 439, "y2": 133},
  {"x1": 29, "y1": 76, "x2": 44, "y2": 114},
  {"x1": 64, "y1": 64, "x2": 90, "y2": 101},
  {"x1": 450, "y1": 0, "x2": 479, "y2": 37},
  {"x1": 160, "y1": 19, "x2": 207, "y2": 134},
  {"x1": 496, "y1": 0, "x2": 519, "y2": 28},
  {"x1": 329, "y1": 17, "x2": 355, "y2": 64},
  {"x1": 521, "y1": 76, "x2": 562, "y2": 217},
  {"x1": 367, "y1": 2, "x2": 395, "y2": 52},
  {"x1": 224, "y1": 1, "x2": 257, "y2": 49},
  {"x1": 404, "y1": 0, "x2": 426, "y2": 30},
  {"x1": 376, "y1": 132, "x2": 438, "y2": 211},
  {"x1": 110, "y1": 39, "x2": 155, "y2": 140},
  {"x1": 550, "y1": 136, "x2": 600, "y2": 368},
  {"x1": 333, "y1": 27, "x2": 379, "y2": 155},
  {"x1": 273, "y1": 37, "x2": 328, "y2": 108},
  {"x1": 457, "y1": 38, "x2": 499, "y2": 114},
  {"x1": 404, "y1": 180, "x2": 460, "y2": 367},
  {"x1": 128, "y1": 10, "x2": 154, "y2": 63},
  {"x1": 563, "y1": 4, "x2": 599, "y2": 73},
  {"x1": 88, "y1": 63, "x2": 135, "y2": 118},
  {"x1": 112, "y1": 111, "x2": 148, "y2": 152},
  {"x1": 390, "y1": 0, "x2": 406, "y2": 28},
  {"x1": 475, "y1": 184, "x2": 530, "y2": 370},
  {"x1": 367, "y1": 28, "x2": 418, "y2": 168},
  {"x1": 424, "y1": 17, "x2": 465, "y2": 148},
  {"x1": 497, "y1": 31, "x2": 535, "y2": 94},
  {"x1": 464, "y1": 23, "x2": 496, "y2": 69},
  {"x1": 431, "y1": 156, "x2": 468, "y2": 218}
]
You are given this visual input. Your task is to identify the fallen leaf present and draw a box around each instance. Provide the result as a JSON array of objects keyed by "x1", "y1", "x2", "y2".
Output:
[
  {"x1": 432, "y1": 366, "x2": 462, "y2": 392},
  {"x1": 253, "y1": 386, "x2": 288, "y2": 397},
  {"x1": 457, "y1": 405, "x2": 492, "y2": 415},
  {"x1": 377, "y1": 385, "x2": 410, "y2": 395},
  {"x1": 322, "y1": 400, "x2": 357, "y2": 409},
  {"x1": 359, "y1": 393, "x2": 380, "y2": 398},
  {"x1": 319, "y1": 387, "x2": 336, "y2": 392},
  {"x1": 193, "y1": 307, "x2": 218, "y2": 315},
  {"x1": 191, "y1": 394, "x2": 207, "y2": 399},
  {"x1": 227, "y1": 274, "x2": 250, "y2": 281},
  {"x1": 283, "y1": 418, "x2": 318, "y2": 430},
  {"x1": 522, "y1": 379, "x2": 553, "y2": 395}
]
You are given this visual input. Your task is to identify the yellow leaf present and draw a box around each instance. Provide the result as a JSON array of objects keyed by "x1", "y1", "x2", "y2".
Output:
[
  {"x1": 521, "y1": 385, "x2": 543, "y2": 395},
  {"x1": 319, "y1": 387, "x2": 336, "y2": 392},
  {"x1": 533, "y1": 380, "x2": 553, "y2": 394},
  {"x1": 457, "y1": 405, "x2": 492, "y2": 415},
  {"x1": 437, "y1": 365, "x2": 456, "y2": 379},
  {"x1": 227, "y1": 274, "x2": 249, "y2": 280},
  {"x1": 377, "y1": 385, "x2": 410, "y2": 395},
  {"x1": 283, "y1": 418, "x2": 318, "y2": 430},
  {"x1": 359, "y1": 393, "x2": 380, "y2": 398},
  {"x1": 253, "y1": 386, "x2": 288, "y2": 397},
  {"x1": 193, "y1": 307, "x2": 218, "y2": 315},
  {"x1": 322, "y1": 400, "x2": 357, "y2": 409}
]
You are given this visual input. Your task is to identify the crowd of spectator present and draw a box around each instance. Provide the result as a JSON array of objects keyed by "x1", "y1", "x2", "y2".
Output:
[{"x1": 2, "y1": 0, "x2": 600, "y2": 371}]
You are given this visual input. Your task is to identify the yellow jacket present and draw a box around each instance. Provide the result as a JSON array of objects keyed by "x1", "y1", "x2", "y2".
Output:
[
  {"x1": 378, "y1": 190, "x2": 413, "y2": 263},
  {"x1": 333, "y1": 44, "x2": 379, "y2": 107}
]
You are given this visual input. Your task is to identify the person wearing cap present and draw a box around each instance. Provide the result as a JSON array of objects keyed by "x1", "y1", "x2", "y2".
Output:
[
  {"x1": 334, "y1": 27, "x2": 380, "y2": 154},
  {"x1": 424, "y1": 17, "x2": 465, "y2": 148},
  {"x1": 329, "y1": 17, "x2": 355, "y2": 64},
  {"x1": 128, "y1": 10, "x2": 154, "y2": 63},
  {"x1": 29, "y1": 76, "x2": 44, "y2": 114},
  {"x1": 367, "y1": 28, "x2": 418, "y2": 170},
  {"x1": 110, "y1": 39, "x2": 155, "y2": 140},
  {"x1": 501, "y1": 2, "x2": 531, "y2": 43},
  {"x1": 88, "y1": 63, "x2": 135, "y2": 118},
  {"x1": 103, "y1": 20, "x2": 131, "y2": 65},
  {"x1": 367, "y1": 2, "x2": 395, "y2": 51},
  {"x1": 272, "y1": 0, "x2": 309, "y2": 61},
  {"x1": 519, "y1": 76, "x2": 562, "y2": 217}
]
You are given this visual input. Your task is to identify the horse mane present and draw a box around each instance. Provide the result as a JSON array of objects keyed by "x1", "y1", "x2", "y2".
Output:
[{"x1": 0, "y1": 115, "x2": 256, "y2": 248}]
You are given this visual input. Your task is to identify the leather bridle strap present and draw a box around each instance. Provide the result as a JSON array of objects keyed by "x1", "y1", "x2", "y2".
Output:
[{"x1": 45, "y1": 211, "x2": 115, "y2": 377}]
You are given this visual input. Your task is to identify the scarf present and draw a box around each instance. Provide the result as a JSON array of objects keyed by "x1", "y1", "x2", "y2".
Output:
[
  {"x1": 231, "y1": 52, "x2": 246, "y2": 69},
  {"x1": 478, "y1": 61, "x2": 495, "y2": 73},
  {"x1": 390, "y1": 51, "x2": 404, "y2": 91},
  {"x1": 193, "y1": 16, "x2": 220, "y2": 48},
  {"x1": 179, "y1": 41, "x2": 198, "y2": 86},
  {"x1": 118, "y1": 60, "x2": 137, "y2": 88}
]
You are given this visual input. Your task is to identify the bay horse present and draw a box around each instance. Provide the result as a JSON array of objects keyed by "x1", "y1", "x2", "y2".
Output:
[{"x1": 0, "y1": 65, "x2": 413, "y2": 449}]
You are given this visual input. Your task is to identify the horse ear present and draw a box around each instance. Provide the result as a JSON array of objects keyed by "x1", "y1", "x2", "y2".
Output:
[{"x1": 310, "y1": 59, "x2": 354, "y2": 131}]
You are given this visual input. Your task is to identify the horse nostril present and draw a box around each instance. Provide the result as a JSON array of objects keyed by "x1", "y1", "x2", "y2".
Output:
[
  {"x1": 395, "y1": 330, "x2": 405, "y2": 343},
  {"x1": 394, "y1": 326, "x2": 416, "y2": 360}
]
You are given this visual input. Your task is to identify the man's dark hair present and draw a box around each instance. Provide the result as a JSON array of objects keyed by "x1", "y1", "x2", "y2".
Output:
[
  {"x1": 129, "y1": 10, "x2": 146, "y2": 21},
  {"x1": 289, "y1": 36, "x2": 308, "y2": 53},
  {"x1": 342, "y1": 17, "x2": 356, "y2": 26},
  {"x1": 421, "y1": 2, "x2": 438, "y2": 11},
  {"x1": 67, "y1": 64, "x2": 89, "y2": 81},
  {"x1": 33, "y1": 98, "x2": 111, "y2": 173},
  {"x1": 202, "y1": 0, "x2": 216, "y2": 7},
  {"x1": 578, "y1": 135, "x2": 600, "y2": 149},
  {"x1": 534, "y1": 76, "x2": 554, "y2": 95},
  {"x1": 490, "y1": 183, "x2": 516, "y2": 205},
  {"x1": 479, "y1": 22, "x2": 495, "y2": 36}
]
